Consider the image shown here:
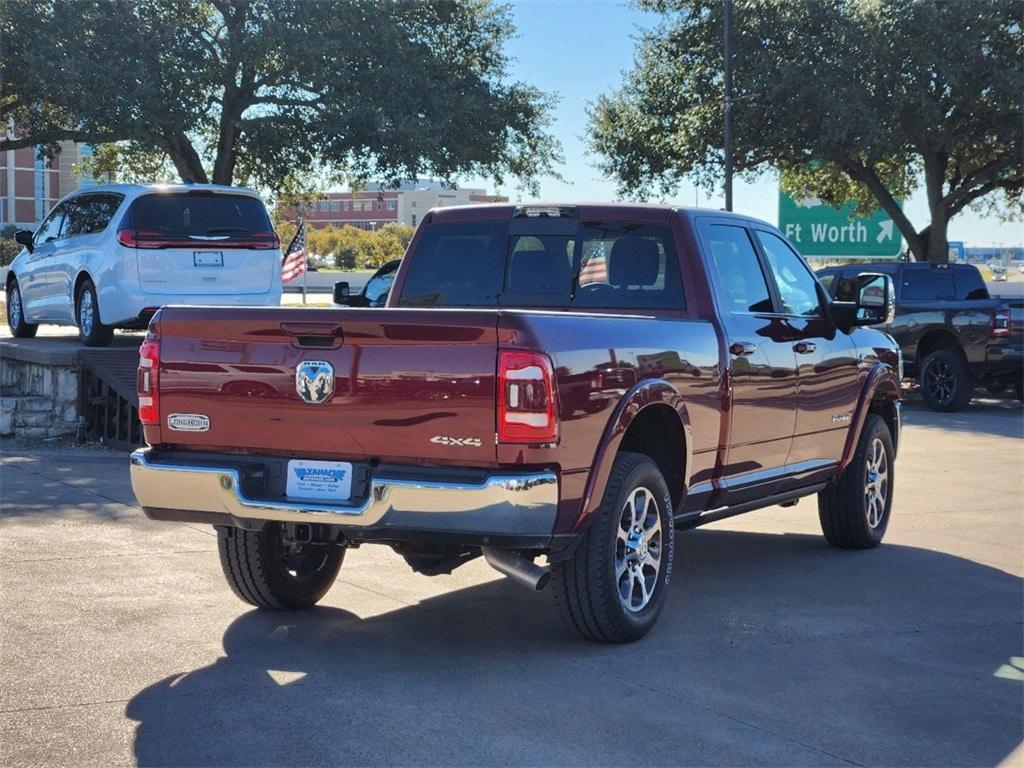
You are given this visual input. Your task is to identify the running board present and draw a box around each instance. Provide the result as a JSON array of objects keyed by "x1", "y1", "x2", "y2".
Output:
[{"x1": 674, "y1": 483, "x2": 828, "y2": 530}]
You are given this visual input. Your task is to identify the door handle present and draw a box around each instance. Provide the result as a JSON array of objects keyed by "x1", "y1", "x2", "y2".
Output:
[
  {"x1": 794, "y1": 341, "x2": 817, "y2": 354},
  {"x1": 729, "y1": 341, "x2": 757, "y2": 357}
]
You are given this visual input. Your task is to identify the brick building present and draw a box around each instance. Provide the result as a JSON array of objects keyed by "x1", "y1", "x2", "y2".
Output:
[
  {"x1": 1, "y1": 141, "x2": 92, "y2": 229},
  {"x1": 302, "y1": 180, "x2": 507, "y2": 231}
]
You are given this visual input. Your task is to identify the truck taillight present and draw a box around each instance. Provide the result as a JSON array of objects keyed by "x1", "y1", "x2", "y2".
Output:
[
  {"x1": 137, "y1": 338, "x2": 161, "y2": 426},
  {"x1": 991, "y1": 308, "x2": 1011, "y2": 339},
  {"x1": 498, "y1": 351, "x2": 558, "y2": 444}
]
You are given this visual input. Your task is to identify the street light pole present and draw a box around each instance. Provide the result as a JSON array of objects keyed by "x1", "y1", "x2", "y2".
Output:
[{"x1": 723, "y1": 0, "x2": 734, "y2": 212}]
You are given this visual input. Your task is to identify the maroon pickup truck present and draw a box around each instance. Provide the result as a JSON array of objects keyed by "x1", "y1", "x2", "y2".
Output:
[{"x1": 130, "y1": 204, "x2": 902, "y2": 643}]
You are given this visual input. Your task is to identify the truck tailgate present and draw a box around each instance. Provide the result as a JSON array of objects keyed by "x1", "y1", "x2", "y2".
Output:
[{"x1": 153, "y1": 307, "x2": 500, "y2": 466}]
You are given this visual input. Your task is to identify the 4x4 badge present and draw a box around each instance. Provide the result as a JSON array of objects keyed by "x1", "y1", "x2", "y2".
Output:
[{"x1": 296, "y1": 360, "x2": 334, "y2": 404}]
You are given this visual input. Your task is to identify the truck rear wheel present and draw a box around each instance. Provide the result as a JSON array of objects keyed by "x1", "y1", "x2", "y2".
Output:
[
  {"x1": 919, "y1": 348, "x2": 972, "y2": 412},
  {"x1": 217, "y1": 524, "x2": 345, "y2": 610},
  {"x1": 552, "y1": 452, "x2": 675, "y2": 643},
  {"x1": 818, "y1": 414, "x2": 894, "y2": 549}
]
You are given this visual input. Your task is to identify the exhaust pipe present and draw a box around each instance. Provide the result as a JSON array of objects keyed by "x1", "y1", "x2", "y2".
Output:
[{"x1": 482, "y1": 548, "x2": 551, "y2": 591}]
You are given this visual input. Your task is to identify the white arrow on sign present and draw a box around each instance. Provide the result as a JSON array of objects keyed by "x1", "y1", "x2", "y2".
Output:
[{"x1": 877, "y1": 220, "x2": 894, "y2": 243}]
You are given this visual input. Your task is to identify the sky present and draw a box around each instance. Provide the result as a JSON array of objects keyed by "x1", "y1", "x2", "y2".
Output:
[{"x1": 466, "y1": 0, "x2": 1022, "y2": 249}]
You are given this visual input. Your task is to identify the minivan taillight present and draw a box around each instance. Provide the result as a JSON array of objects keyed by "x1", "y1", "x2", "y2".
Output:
[
  {"x1": 118, "y1": 229, "x2": 168, "y2": 248},
  {"x1": 498, "y1": 351, "x2": 558, "y2": 444},
  {"x1": 137, "y1": 337, "x2": 161, "y2": 426},
  {"x1": 991, "y1": 307, "x2": 1011, "y2": 339}
]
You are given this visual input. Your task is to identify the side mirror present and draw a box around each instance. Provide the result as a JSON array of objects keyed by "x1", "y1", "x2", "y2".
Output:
[
  {"x1": 14, "y1": 230, "x2": 33, "y2": 253},
  {"x1": 333, "y1": 281, "x2": 351, "y2": 306},
  {"x1": 832, "y1": 273, "x2": 895, "y2": 331}
]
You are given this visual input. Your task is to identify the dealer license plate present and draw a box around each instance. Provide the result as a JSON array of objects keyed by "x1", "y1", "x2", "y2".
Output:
[{"x1": 285, "y1": 460, "x2": 353, "y2": 502}]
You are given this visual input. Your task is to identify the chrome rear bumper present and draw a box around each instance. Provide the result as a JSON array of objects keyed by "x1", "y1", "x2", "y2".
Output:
[{"x1": 129, "y1": 449, "x2": 559, "y2": 537}]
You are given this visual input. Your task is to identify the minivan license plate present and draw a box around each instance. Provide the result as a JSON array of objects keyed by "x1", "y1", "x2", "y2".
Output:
[
  {"x1": 193, "y1": 251, "x2": 223, "y2": 267},
  {"x1": 286, "y1": 460, "x2": 353, "y2": 502}
]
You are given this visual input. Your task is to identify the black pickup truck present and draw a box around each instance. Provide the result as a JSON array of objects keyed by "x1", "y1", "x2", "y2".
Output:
[{"x1": 817, "y1": 263, "x2": 1022, "y2": 411}]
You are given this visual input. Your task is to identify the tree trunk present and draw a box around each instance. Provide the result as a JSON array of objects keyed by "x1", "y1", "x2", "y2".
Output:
[
  {"x1": 923, "y1": 213, "x2": 950, "y2": 264},
  {"x1": 212, "y1": 93, "x2": 242, "y2": 185},
  {"x1": 165, "y1": 134, "x2": 208, "y2": 183}
]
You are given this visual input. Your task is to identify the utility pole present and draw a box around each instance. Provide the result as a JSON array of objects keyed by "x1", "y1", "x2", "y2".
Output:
[{"x1": 723, "y1": 0, "x2": 734, "y2": 212}]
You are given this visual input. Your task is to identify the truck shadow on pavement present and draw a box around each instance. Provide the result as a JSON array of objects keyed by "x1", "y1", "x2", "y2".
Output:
[
  {"x1": 900, "y1": 395, "x2": 1024, "y2": 439},
  {"x1": 126, "y1": 529, "x2": 1023, "y2": 767}
]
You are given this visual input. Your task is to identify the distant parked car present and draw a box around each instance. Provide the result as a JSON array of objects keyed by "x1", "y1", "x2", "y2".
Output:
[
  {"x1": 5, "y1": 183, "x2": 283, "y2": 346},
  {"x1": 991, "y1": 265, "x2": 1008, "y2": 281}
]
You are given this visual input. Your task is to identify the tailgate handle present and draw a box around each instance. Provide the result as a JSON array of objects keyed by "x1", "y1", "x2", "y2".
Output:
[
  {"x1": 280, "y1": 322, "x2": 344, "y2": 347},
  {"x1": 280, "y1": 322, "x2": 343, "y2": 338}
]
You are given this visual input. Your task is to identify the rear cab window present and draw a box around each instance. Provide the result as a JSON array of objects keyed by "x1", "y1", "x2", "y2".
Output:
[
  {"x1": 900, "y1": 268, "x2": 956, "y2": 301},
  {"x1": 397, "y1": 216, "x2": 685, "y2": 311}
]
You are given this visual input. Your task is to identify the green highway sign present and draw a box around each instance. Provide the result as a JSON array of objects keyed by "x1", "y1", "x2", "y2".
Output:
[{"x1": 778, "y1": 191, "x2": 902, "y2": 259}]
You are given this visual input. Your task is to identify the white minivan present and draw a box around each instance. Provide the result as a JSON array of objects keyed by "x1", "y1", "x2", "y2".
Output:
[{"x1": 6, "y1": 183, "x2": 283, "y2": 346}]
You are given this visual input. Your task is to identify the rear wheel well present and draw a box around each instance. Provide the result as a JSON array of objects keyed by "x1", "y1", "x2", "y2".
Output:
[
  {"x1": 617, "y1": 404, "x2": 685, "y2": 511},
  {"x1": 916, "y1": 330, "x2": 962, "y2": 366},
  {"x1": 73, "y1": 272, "x2": 93, "y2": 306},
  {"x1": 6, "y1": 271, "x2": 17, "y2": 291}
]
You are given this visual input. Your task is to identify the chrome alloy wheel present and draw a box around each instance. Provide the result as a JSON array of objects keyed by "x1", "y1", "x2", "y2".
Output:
[
  {"x1": 615, "y1": 486, "x2": 663, "y2": 613},
  {"x1": 9, "y1": 285, "x2": 23, "y2": 329},
  {"x1": 78, "y1": 289, "x2": 94, "y2": 336},
  {"x1": 864, "y1": 437, "x2": 889, "y2": 529}
]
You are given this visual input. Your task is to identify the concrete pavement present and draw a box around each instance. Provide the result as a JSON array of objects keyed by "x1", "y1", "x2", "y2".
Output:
[{"x1": 1, "y1": 398, "x2": 1021, "y2": 766}]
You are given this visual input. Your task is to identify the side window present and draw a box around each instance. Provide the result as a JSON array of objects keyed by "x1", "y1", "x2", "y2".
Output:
[
  {"x1": 65, "y1": 194, "x2": 122, "y2": 236},
  {"x1": 755, "y1": 231, "x2": 823, "y2": 316},
  {"x1": 953, "y1": 267, "x2": 989, "y2": 300},
  {"x1": 364, "y1": 262, "x2": 399, "y2": 305},
  {"x1": 706, "y1": 224, "x2": 773, "y2": 313},
  {"x1": 34, "y1": 201, "x2": 70, "y2": 245}
]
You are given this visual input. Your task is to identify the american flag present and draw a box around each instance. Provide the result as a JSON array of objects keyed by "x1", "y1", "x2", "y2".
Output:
[
  {"x1": 578, "y1": 247, "x2": 608, "y2": 285},
  {"x1": 281, "y1": 220, "x2": 307, "y2": 284}
]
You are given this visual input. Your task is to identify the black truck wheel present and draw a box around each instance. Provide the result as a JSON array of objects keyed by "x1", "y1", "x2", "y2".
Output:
[
  {"x1": 818, "y1": 414, "x2": 894, "y2": 549},
  {"x1": 6, "y1": 280, "x2": 38, "y2": 338},
  {"x1": 919, "y1": 348, "x2": 972, "y2": 412},
  {"x1": 218, "y1": 524, "x2": 345, "y2": 610},
  {"x1": 552, "y1": 452, "x2": 675, "y2": 643}
]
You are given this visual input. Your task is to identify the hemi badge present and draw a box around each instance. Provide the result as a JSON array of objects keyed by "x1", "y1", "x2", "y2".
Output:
[
  {"x1": 167, "y1": 413, "x2": 211, "y2": 432},
  {"x1": 831, "y1": 413, "x2": 852, "y2": 424}
]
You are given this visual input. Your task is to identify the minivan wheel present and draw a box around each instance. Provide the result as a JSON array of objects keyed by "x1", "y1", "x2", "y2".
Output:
[
  {"x1": 818, "y1": 414, "x2": 894, "y2": 549},
  {"x1": 218, "y1": 524, "x2": 345, "y2": 610},
  {"x1": 919, "y1": 348, "x2": 972, "y2": 412},
  {"x1": 76, "y1": 280, "x2": 114, "y2": 347},
  {"x1": 6, "y1": 280, "x2": 38, "y2": 338},
  {"x1": 552, "y1": 452, "x2": 675, "y2": 643}
]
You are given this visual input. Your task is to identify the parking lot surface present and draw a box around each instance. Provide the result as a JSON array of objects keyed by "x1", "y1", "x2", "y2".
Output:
[{"x1": 1, "y1": 398, "x2": 1022, "y2": 767}]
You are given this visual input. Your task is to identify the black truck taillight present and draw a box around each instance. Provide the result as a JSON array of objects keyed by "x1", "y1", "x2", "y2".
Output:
[
  {"x1": 498, "y1": 351, "x2": 558, "y2": 444},
  {"x1": 137, "y1": 336, "x2": 161, "y2": 426},
  {"x1": 990, "y1": 307, "x2": 1011, "y2": 339}
]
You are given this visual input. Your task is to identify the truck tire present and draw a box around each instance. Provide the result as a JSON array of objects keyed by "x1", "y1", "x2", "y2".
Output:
[
  {"x1": 552, "y1": 452, "x2": 675, "y2": 643},
  {"x1": 76, "y1": 279, "x2": 114, "y2": 347},
  {"x1": 5, "y1": 279, "x2": 38, "y2": 338},
  {"x1": 217, "y1": 524, "x2": 345, "y2": 610},
  {"x1": 919, "y1": 348, "x2": 972, "y2": 412},
  {"x1": 818, "y1": 414, "x2": 894, "y2": 549}
]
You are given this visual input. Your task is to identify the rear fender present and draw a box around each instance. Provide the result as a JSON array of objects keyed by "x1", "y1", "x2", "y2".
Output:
[
  {"x1": 838, "y1": 362, "x2": 901, "y2": 472},
  {"x1": 572, "y1": 378, "x2": 691, "y2": 533}
]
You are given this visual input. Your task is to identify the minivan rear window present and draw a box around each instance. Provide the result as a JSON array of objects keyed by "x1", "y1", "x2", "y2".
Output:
[
  {"x1": 126, "y1": 192, "x2": 273, "y2": 238},
  {"x1": 398, "y1": 220, "x2": 685, "y2": 311}
]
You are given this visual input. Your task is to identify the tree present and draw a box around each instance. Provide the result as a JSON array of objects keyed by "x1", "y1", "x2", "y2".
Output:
[
  {"x1": 2, "y1": 0, "x2": 558, "y2": 193},
  {"x1": 590, "y1": 0, "x2": 1023, "y2": 263}
]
